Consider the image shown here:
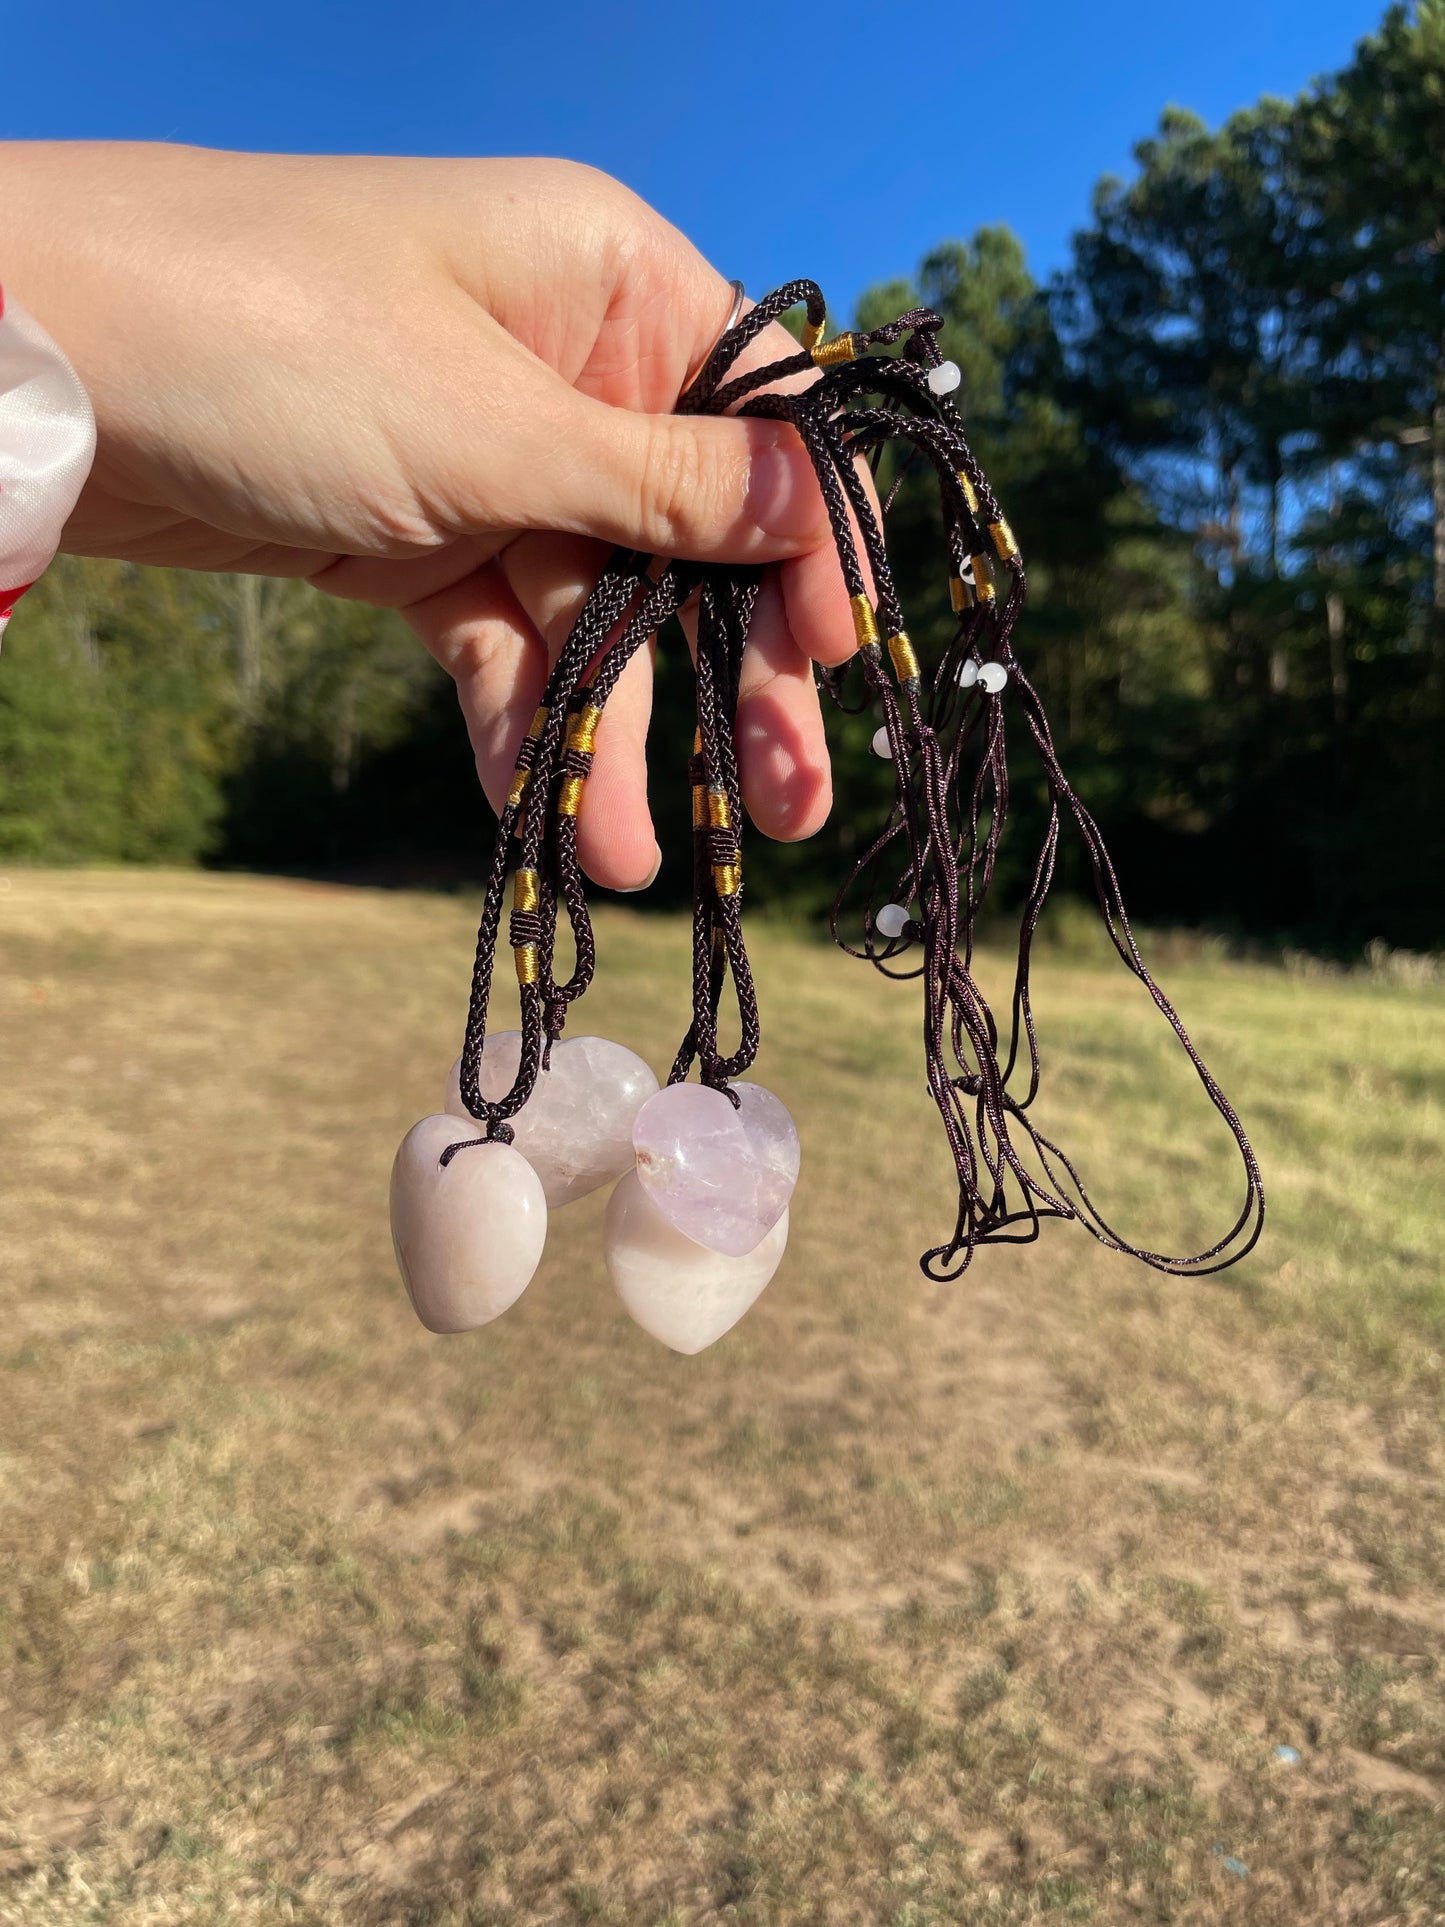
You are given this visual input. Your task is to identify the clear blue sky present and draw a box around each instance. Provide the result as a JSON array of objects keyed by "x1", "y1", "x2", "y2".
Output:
[{"x1": 3, "y1": 0, "x2": 1383, "y2": 316}]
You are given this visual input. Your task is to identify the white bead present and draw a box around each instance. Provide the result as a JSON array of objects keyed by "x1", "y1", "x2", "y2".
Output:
[
  {"x1": 979, "y1": 662, "x2": 1009, "y2": 694},
  {"x1": 875, "y1": 903, "x2": 911, "y2": 940},
  {"x1": 926, "y1": 360, "x2": 961, "y2": 396},
  {"x1": 957, "y1": 659, "x2": 979, "y2": 688},
  {"x1": 870, "y1": 725, "x2": 893, "y2": 759}
]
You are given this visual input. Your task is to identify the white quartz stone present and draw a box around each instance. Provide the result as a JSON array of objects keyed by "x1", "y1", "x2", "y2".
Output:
[
  {"x1": 390, "y1": 1115, "x2": 546, "y2": 1334},
  {"x1": 632, "y1": 1079, "x2": 799, "y2": 1258},
  {"x1": 875, "y1": 902, "x2": 911, "y2": 940},
  {"x1": 446, "y1": 1032, "x2": 658, "y2": 1208},
  {"x1": 979, "y1": 661, "x2": 1009, "y2": 694},
  {"x1": 605, "y1": 1169, "x2": 787, "y2": 1354},
  {"x1": 871, "y1": 725, "x2": 893, "y2": 759},
  {"x1": 957, "y1": 658, "x2": 980, "y2": 688},
  {"x1": 927, "y1": 360, "x2": 962, "y2": 395}
]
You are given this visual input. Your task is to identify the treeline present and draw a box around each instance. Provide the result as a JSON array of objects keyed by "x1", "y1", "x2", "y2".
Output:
[{"x1": 2, "y1": 3, "x2": 1441, "y2": 948}]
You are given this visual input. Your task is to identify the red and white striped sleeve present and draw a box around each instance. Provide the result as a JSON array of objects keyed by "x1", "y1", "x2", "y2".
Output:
[{"x1": 0, "y1": 286, "x2": 96, "y2": 645}]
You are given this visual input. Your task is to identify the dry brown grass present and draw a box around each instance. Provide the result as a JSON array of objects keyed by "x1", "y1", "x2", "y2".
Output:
[{"x1": 1, "y1": 868, "x2": 1442, "y2": 1926}]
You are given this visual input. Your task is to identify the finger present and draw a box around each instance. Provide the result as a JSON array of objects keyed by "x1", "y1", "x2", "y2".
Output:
[
  {"x1": 496, "y1": 531, "x2": 660, "y2": 892},
  {"x1": 549, "y1": 385, "x2": 831, "y2": 564},
  {"x1": 676, "y1": 571, "x2": 832, "y2": 844},
  {"x1": 734, "y1": 569, "x2": 832, "y2": 842},
  {"x1": 573, "y1": 639, "x2": 660, "y2": 892},
  {"x1": 778, "y1": 441, "x2": 884, "y2": 668},
  {"x1": 400, "y1": 562, "x2": 548, "y2": 814}
]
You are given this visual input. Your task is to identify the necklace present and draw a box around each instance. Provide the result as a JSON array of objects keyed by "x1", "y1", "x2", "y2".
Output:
[{"x1": 390, "y1": 281, "x2": 1265, "y2": 1351}]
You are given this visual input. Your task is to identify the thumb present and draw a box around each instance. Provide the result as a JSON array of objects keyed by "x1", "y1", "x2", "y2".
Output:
[{"x1": 543, "y1": 388, "x2": 831, "y2": 562}]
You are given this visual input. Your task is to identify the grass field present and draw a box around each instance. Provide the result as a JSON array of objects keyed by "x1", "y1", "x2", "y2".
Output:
[{"x1": 1, "y1": 869, "x2": 1443, "y2": 1926}]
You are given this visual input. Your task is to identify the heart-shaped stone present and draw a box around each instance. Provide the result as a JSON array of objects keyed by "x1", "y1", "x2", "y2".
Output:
[
  {"x1": 445, "y1": 1033, "x2": 658, "y2": 1209},
  {"x1": 605, "y1": 1169, "x2": 787, "y2": 1354},
  {"x1": 631, "y1": 1080, "x2": 799, "y2": 1257},
  {"x1": 390, "y1": 1114, "x2": 546, "y2": 1333}
]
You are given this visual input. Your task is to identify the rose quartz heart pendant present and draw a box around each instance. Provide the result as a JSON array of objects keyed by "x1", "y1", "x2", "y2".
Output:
[
  {"x1": 390, "y1": 1114, "x2": 547, "y2": 1333},
  {"x1": 605, "y1": 1169, "x2": 787, "y2": 1354},
  {"x1": 446, "y1": 1033, "x2": 658, "y2": 1209},
  {"x1": 631, "y1": 1080, "x2": 800, "y2": 1257}
]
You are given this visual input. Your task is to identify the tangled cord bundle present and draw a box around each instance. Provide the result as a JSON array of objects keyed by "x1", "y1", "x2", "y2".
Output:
[{"x1": 390, "y1": 280, "x2": 1264, "y2": 1351}]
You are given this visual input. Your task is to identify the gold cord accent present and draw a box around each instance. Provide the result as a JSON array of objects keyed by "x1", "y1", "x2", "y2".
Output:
[
  {"x1": 811, "y1": 332, "x2": 858, "y2": 368},
  {"x1": 887, "y1": 631, "x2": 921, "y2": 683},
  {"x1": 971, "y1": 552, "x2": 997, "y2": 604},
  {"x1": 990, "y1": 519, "x2": 1019, "y2": 561},
  {"x1": 506, "y1": 706, "x2": 550, "y2": 809},
  {"x1": 557, "y1": 775, "x2": 585, "y2": 818},
  {"x1": 512, "y1": 868, "x2": 540, "y2": 983},
  {"x1": 691, "y1": 784, "x2": 707, "y2": 829},
  {"x1": 949, "y1": 575, "x2": 976, "y2": 614},
  {"x1": 957, "y1": 471, "x2": 980, "y2": 515},
  {"x1": 850, "y1": 594, "x2": 881, "y2": 651},
  {"x1": 712, "y1": 863, "x2": 742, "y2": 897},
  {"x1": 801, "y1": 317, "x2": 825, "y2": 354},
  {"x1": 566, "y1": 703, "x2": 603, "y2": 756},
  {"x1": 706, "y1": 789, "x2": 732, "y2": 830}
]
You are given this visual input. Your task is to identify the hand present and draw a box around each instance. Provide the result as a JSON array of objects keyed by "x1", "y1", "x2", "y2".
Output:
[{"x1": 0, "y1": 144, "x2": 857, "y2": 887}]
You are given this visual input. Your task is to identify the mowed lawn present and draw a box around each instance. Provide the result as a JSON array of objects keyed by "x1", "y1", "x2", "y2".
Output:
[{"x1": 1, "y1": 870, "x2": 1443, "y2": 1927}]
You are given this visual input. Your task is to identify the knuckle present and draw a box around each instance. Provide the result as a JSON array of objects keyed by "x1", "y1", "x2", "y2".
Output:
[{"x1": 634, "y1": 421, "x2": 723, "y2": 550}]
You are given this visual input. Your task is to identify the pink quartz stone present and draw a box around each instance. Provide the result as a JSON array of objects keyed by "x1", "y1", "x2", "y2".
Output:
[
  {"x1": 605, "y1": 1169, "x2": 787, "y2": 1354},
  {"x1": 445, "y1": 1032, "x2": 658, "y2": 1209},
  {"x1": 390, "y1": 1114, "x2": 547, "y2": 1334},
  {"x1": 631, "y1": 1079, "x2": 800, "y2": 1258}
]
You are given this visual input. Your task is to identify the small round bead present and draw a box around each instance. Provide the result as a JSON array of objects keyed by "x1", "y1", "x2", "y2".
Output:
[
  {"x1": 926, "y1": 360, "x2": 962, "y2": 396},
  {"x1": 870, "y1": 725, "x2": 893, "y2": 759},
  {"x1": 957, "y1": 659, "x2": 979, "y2": 688},
  {"x1": 979, "y1": 662, "x2": 1009, "y2": 694},
  {"x1": 875, "y1": 903, "x2": 911, "y2": 940}
]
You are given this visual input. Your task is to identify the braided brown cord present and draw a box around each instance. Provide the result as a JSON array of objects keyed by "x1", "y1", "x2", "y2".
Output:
[{"x1": 444, "y1": 282, "x2": 1265, "y2": 1282}]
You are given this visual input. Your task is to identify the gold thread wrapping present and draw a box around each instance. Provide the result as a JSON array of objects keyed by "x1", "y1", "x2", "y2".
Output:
[
  {"x1": 514, "y1": 945, "x2": 539, "y2": 986},
  {"x1": 506, "y1": 706, "x2": 549, "y2": 809},
  {"x1": 566, "y1": 703, "x2": 603, "y2": 756},
  {"x1": 887, "y1": 631, "x2": 921, "y2": 682},
  {"x1": 692, "y1": 727, "x2": 703, "y2": 753},
  {"x1": 957, "y1": 470, "x2": 979, "y2": 515},
  {"x1": 990, "y1": 518, "x2": 1019, "y2": 561},
  {"x1": 811, "y1": 332, "x2": 858, "y2": 368},
  {"x1": 712, "y1": 863, "x2": 742, "y2": 897},
  {"x1": 513, "y1": 869, "x2": 540, "y2": 913},
  {"x1": 706, "y1": 789, "x2": 732, "y2": 830},
  {"x1": 557, "y1": 775, "x2": 585, "y2": 817},
  {"x1": 691, "y1": 785, "x2": 707, "y2": 828},
  {"x1": 800, "y1": 317, "x2": 825, "y2": 354},
  {"x1": 850, "y1": 594, "x2": 881, "y2": 651},
  {"x1": 971, "y1": 552, "x2": 996, "y2": 603},
  {"x1": 949, "y1": 575, "x2": 976, "y2": 614}
]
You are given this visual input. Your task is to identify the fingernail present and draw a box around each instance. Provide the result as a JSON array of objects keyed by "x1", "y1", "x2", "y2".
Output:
[
  {"x1": 746, "y1": 425, "x2": 826, "y2": 542},
  {"x1": 616, "y1": 851, "x2": 662, "y2": 895}
]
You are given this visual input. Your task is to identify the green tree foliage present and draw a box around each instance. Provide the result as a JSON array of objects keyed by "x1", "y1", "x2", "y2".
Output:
[{"x1": 1, "y1": 5, "x2": 1440, "y2": 947}]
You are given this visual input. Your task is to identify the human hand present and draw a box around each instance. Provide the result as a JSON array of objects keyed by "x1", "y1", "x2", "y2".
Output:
[{"x1": 1, "y1": 144, "x2": 857, "y2": 887}]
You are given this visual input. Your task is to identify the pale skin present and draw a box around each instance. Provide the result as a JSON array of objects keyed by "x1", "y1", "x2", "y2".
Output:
[{"x1": 0, "y1": 143, "x2": 865, "y2": 889}]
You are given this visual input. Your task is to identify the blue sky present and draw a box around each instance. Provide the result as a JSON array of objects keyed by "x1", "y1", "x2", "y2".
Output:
[{"x1": 3, "y1": 0, "x2": 1383, "y2": 316}]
